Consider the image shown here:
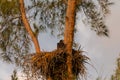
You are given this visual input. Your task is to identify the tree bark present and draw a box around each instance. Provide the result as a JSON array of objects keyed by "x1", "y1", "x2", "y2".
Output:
[
  {"x1": 64, "y1": 0, "x2": 77, "y2": 80},
  {"x1": 47, "y1": 77, "x2": 52, "y2": 80},
  {"x1": 19, "y1": 0, "x2": 41, "y2": 54}
]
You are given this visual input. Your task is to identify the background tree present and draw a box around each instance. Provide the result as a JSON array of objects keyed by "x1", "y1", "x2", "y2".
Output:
[
  {"x1": 0, "y1": 0, "x2": 113, "y2": 80},
  {"x1": 111, "y1": 55, "x2": 120, "y2": 80},
  {"x1": 11, "y1": 70, "x2": 18, "y2": 80}
]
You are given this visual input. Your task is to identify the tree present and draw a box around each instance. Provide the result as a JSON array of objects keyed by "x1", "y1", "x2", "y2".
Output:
[
  {"x1": 0, "y1": 0, "x2": 113, "y2": 80},
  {"x1": 11, "y1": 70, "x2": 18, "y2": 80},
  {"x1": 111, "y1": 55, "x2": 120, "y2": 80}
]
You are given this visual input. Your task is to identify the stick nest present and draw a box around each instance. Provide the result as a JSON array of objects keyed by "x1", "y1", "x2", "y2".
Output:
[{"x1": 24, "y1": 49, "x2": 89, "y2": 80}]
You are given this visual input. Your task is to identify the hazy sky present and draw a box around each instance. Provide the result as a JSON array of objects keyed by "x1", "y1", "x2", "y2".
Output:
[{"x1": 0, "y1": 0, "x2": 120, "y2": 80}]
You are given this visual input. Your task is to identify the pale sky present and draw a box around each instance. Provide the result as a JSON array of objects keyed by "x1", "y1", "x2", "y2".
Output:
[{"x1": 0, "y1": 0, "x2": 120, "y2": 80}]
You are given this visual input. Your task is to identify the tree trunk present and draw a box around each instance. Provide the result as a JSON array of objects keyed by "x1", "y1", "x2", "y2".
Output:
[
  {"x1": 19, "y1": 0, "x2": 41, "y2": 54},
  {"x1": 47, "y1": 76, "x2": 52, "y2": 80},
  {"x1": 64, "y1": 0, "x2": 77, "y2": 80}
]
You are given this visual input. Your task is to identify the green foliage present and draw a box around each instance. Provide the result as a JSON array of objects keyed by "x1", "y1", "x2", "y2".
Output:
[
  {"x1": 96, "y1": 76, "x2": 107, "y2": 80},
  {"x1": 0, "y1": 0, "x2": 31, "y2": 65},
  {"x1": 111, "y1": 56, "x2": 120, "y2": 80},
  {"x1": 28, "y1": 0, "x2": 66, "y2": 36},
  {"x1": 28, "y1": 0, "x2": 113, "y2": 37},
  {"x1": 11, "y1": 70, "x2": 18, "y2": 80},
  {"x1": 0, "y1": 0, "x2": 19, "y2": 16},
  {"x1": 96, "y1": 77, "x2": 101, "y2": 80},
  {"x1": 80, "y1": 0, "x2": 113, "y2": 37}
]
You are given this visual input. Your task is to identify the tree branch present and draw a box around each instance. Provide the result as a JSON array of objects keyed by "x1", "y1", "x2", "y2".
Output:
[{"x1": 19, "y1": 0, "x2": 41, "y2": 54}]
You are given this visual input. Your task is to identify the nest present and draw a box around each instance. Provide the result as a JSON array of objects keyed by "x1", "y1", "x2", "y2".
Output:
[{"x1": 27, "y1": 48, "x2": 89, "y2": 80}]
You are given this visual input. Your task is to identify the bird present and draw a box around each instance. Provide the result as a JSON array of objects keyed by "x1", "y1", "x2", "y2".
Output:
[{"x1": 57, "y1": 40, "x2": 65, "y2": 50}]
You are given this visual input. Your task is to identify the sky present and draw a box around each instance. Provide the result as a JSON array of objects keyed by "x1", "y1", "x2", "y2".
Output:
[{"x1": 0, "y1": 0, "x2": 120, "y2": 80}]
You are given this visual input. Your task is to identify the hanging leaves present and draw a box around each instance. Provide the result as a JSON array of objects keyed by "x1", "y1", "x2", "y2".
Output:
[{"x1": 80, "y1": 0, "x2": 113, "y2": 36}]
